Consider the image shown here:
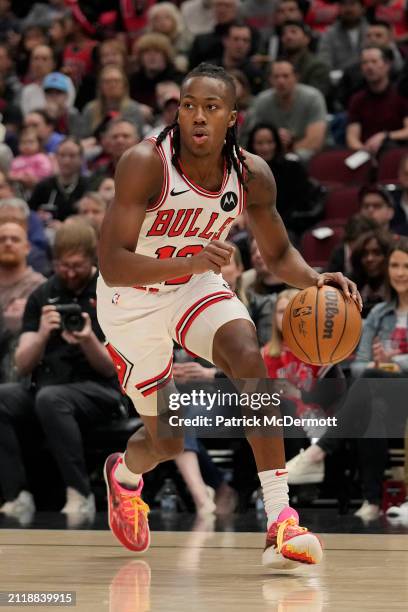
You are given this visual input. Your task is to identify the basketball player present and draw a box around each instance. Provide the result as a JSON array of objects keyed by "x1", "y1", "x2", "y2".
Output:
[{"x1": 97, "y1": 64, "x2": 361, "y2": 570}]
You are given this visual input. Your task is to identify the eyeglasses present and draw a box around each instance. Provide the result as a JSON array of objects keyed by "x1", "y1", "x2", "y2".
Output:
[{"x1": 55, "y1": 260, "x2": 91, "y2": 273}]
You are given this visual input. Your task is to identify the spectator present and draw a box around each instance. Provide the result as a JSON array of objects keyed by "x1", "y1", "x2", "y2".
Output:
[
  {"x1": 23, "y1": 109, "x2": 64, "y2": 154},
  {"x1": 246, "y1": 123, "x2": 317, "y2": 235},
  {"x1": 391, "y1": 154, "x2": 408, "y2": 235},
  {"x1": 338, "y1": 20, "x2": 404, "y2": 109},
  {"x1": 188, "y1": 0, "x2": 246, "y2": 68},
  {"x1": 0, "y1": 221, "x2": 45, "y2": 335},
  {"x1": 351, "y1": 227, "x2": 393, "y2": 317},
  {"x1": 181, "y1": 0, "x2": 216, "y2": 36},
  {"x1": 20, "y1": 45, "x2": 56, "y2": 115},
  {"x1": 61, "y1": 10, "x2": 97, "y2": 88},
  {"x1": 0, "y1": 219, "x2": 121, "y2": 520},
  {"x1": 49, "y1": 15, "x2": 70, "y2": 66},
  {"x1": 75, "y1": 192, "x2": 107, "y2": 235},
  {"x1": 327, "y1": 213, "x2": 379, "y2": 275},
  {"x1": 147, "y1": 2, "x2": 192, "y2": 73},
  {"x1": 29, "y1": 137, "x2": 89, "y2": 222},
  {"x1": 146, "y1": 83, "x2": 180, "y2": 137},
  {"x1": 281, "y1": 21, "x2": 331, "y2": 97},
  {"x1": 0, "y1": 0, "x2": 19, "y2": 42},
  {"x1": 89, "y1": 118, "x2": 140, "y2": 182},
  {"x1": 287, "y1": 237, "x2": 408, "y2": 521},
  {"x1": 210, "y1": 21, "x2": 264, "y2": 94},
  {"x1": 129, "y1": 33, "x2": 184, "y2": 111},
  {"x1": 9, "y1": 127, "x2": 54, "y2": 196},
  {"x1": 42, "y1": 72, "x2": 82, "y2": 137},
  {"x1": 81, "y1": 66, "x2": 144, "y2": 139},
  {"x1": 97, "y1": 176, "x2": 114, "y2": 207},
  {"x1": 359, "y1": 184, "x2": 400, "y2": 232},
  {"x1": 365, "y1": 0, "x2": 408, "y2": 41},
  {"x1": 75, "y1": 38, "x2": 128, "y2": 112},
  {"x1": 305, "y1": 0, "x2": 339, "y2": 33},
  {"x1": 230, "y1": 69, "x2": 253, "y2": 128},
  {"x1": 346, "y1": 47, "x2": 408, "y2": 155},
  {"x1": 0, "y1": 43, "x2": 22, "y2": 108},
  {"x1": 318, "y1": 0, "x2": 368, "y2": 71},
  {"x1": 242, "y1": 60, "x2": 327, "y2": 161},
  {"x1": 240, "y1": 0, "x2": 277, "y2": 34},
  {"x1": 15, "y1": 26, "x2": 49, "y2": 81}
]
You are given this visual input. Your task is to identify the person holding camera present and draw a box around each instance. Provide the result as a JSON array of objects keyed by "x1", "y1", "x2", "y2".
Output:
[{"x1": 0, "y1": 219, "x2": 120, "y2": 521}]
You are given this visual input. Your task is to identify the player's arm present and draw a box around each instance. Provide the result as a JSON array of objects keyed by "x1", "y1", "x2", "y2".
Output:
[
  {"x1": 244, "y1": 152, "x2": 362, "y2": 307},
  {"x1": 98, "y1": 142, "x2": 232, "y2": 287}
]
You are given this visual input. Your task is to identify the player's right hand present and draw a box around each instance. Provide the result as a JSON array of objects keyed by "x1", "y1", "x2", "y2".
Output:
[
  {"x1": 190, "y1": 240, "x2": 234, "y2": 274},
  {"x1": 38, "y1": 305, "x2": 61, "y2": 340}
]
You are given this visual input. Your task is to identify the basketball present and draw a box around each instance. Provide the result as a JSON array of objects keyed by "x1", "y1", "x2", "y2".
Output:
[{"x1": 282, "y1": 285, "x2": 362, "y2": 365}]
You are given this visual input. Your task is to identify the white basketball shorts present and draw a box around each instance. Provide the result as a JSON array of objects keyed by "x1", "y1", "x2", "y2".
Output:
[{"x1": 96, "y1": 271, "x2": 253, "y2": 416}]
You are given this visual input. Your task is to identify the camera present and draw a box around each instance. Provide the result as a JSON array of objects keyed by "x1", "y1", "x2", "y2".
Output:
[{"x1": 54, "y1": 303, "x2": 85, "y2": 332}]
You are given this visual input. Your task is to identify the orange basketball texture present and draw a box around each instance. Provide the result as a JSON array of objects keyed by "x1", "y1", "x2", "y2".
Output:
[{"x1": 282, "y1": 285, "x2": 362, "y2": 365}]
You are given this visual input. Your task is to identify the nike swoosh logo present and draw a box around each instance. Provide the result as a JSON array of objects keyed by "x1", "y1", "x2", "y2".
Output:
[
  {"x1": 275, "y1": 471, "x2": 288, "y2": 477},
  {"x1": 171, "y1": 188, "x2": 190, "y2": 196},
  {"x1": 48, "y1": 297, "x2": 60, "y2": 303}
]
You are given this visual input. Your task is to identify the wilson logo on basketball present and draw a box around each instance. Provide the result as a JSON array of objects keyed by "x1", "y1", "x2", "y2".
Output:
[
  {"x1": 322, "y1": 289, "x2": 339, "y2": 339},
  {"x1": 293, "y1": 306, "x2": 312, "y2": 317},
  {"x1": 220, "y1": 191, "x2": 238, "y2": 212}
]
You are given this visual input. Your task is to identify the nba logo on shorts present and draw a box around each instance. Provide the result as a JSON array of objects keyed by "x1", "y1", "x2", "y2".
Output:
[
  {"x1": 220, "y1": 191, "x2": 238, "y2": 212},
  {"x1": 112, "y1": 292, "x2": 120, "y2": 305}
]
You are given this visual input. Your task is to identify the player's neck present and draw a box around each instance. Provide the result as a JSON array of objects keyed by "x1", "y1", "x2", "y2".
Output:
[{"x1": 179, "y1": 145, "x2": 225, "y2": 191}]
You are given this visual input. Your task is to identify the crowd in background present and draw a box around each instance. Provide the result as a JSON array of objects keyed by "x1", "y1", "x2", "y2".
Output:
[{"x1": 0, "y1": 0, "x2": 408, "y2": 526}]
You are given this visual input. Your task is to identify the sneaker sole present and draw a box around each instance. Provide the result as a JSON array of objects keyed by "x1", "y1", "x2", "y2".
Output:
[
  {"x1": 262, "y1": 546, "x2": 302, "y2": 571},
  {"x1": 103, "y1": 455, "x2": 151, "y2": 554},
  {"x1": 281, "y1": 533, "x2": 323, "y2": 565}
]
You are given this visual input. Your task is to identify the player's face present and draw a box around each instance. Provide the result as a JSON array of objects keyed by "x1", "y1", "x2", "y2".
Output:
[
  {"x1": 178, "y1": 76, "x2": 237, "y2": 157},
  {"x1": 388, "y1": 249, "x2": 408, "y2": 296}
]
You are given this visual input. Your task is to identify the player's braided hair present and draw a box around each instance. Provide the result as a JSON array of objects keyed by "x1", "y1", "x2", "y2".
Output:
[{"x1": 156, "y1": 63, "x2": 250, "y2": 190}]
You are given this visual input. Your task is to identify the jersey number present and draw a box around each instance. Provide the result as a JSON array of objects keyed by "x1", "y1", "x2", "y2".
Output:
[{"x1": 155, "y1": 244, "x2": 203, "y2": 285}]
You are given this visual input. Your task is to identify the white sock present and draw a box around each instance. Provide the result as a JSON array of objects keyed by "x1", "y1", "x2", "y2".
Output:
[
  {"x1": 258, "y1": 469, "x2": 289, "y2": 529},
  {"x1": 114, "y1": 453, "x2": 142, "y2": 489}
]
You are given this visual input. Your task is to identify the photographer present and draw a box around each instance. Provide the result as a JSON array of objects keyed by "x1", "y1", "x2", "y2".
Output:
[{"x1": 0, "y1": 219, "x2": 120, "y2": 520}]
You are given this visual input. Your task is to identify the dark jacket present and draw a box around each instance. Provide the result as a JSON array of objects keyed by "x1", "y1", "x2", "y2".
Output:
[{"x1": 29, "y1": 175, "x2": 90, "y2": 221}]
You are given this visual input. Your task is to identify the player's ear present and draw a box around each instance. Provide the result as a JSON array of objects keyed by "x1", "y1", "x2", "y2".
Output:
[{"x1": 228, "y1": 109, "x2": 237, "y2": 128}]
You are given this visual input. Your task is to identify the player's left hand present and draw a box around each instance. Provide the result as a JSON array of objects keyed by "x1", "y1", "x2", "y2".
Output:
[
  {"x1": 61, "y1": 312, "x2": 93, "y2": 345},
  {"x1": 316, "y1": 272, "x2": 363, "y2": 311}
]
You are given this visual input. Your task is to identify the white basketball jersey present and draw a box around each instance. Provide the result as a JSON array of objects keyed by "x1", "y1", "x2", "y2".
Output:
[{"x1": 134, "y1": 131, "x2": 246, "y2": 292}]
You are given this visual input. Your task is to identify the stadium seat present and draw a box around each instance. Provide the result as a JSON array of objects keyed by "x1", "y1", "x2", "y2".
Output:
[
  {"x1": 308, "y1": 149, "x2": 372, "y2": 188},
  {"x1": 324, "y1": 187, "x2": 360, "y2": 221},
  {"x1": 300, "y1": 224, "x2": 344, "y2": 269},
  {"x1": 377, "y1": 148, "x2": 408, "y2": 184}
]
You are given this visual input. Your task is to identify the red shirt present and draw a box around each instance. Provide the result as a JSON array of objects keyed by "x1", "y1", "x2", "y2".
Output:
[
  {"x1": 365, "y1": 0, "x2": 408, "y2": 37},
  {"x1": 306, "y1": 0, "x2": 339, "y2": 33}
]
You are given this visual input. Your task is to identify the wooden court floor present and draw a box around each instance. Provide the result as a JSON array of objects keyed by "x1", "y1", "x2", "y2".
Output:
[{"x1": 0, "y1": 530, "x2": 407, "y2": 611}]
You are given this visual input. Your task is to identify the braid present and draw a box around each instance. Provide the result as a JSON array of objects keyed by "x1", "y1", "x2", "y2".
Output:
[{"x1": 156, "y1": 63, "x2": 250, "y2": 190}]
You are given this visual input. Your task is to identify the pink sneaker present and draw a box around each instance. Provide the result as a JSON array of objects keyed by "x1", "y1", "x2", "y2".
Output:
[
  {"x1": 262, "y1": 507, "x2": 323, "y2": 569},
  {"x1": 104, "y1": 453, "x2": 150, "y2": 553}
]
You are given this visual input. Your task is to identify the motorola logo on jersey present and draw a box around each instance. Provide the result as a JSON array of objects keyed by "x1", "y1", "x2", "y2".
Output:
[{"x1": 220, "y1": 191, "x2": 238, "y2": 212}]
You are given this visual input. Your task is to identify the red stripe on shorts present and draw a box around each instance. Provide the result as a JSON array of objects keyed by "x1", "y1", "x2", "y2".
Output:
[
  {"x1": 135, "y1": 355, "x2": 173, "y2": 396},
  {"x1": 175, "y1": 291, "x2": 234, "y2": 348}
]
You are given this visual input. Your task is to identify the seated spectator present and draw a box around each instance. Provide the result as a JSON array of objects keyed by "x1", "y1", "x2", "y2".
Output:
[
  {"x1": 49, "y1": 15, "x2": 70, "y2": 67},
  {"x1": 242, "y1": 60, "x2": 327, "y2": 161},
  {"x1": 305, "y1": 0, "x2": 339, "y2": 33},
  {"x1": 61, "y1": 10, "x2": 97, "y2": 88},
  {"x1": 23, "y1": 109, "x2": 64, "y2": 154},
  {"x1": 97, "y1": 177, "x2": 115, "y2": 207},
  {"x1": 188, "y1": 0, "x2": 247, "y2": 68},
  {"x1": 327, "y1": 213, "x2": 379, "y2": 275},
  {"x1": 262, "y1": 0, "x2": 312, "y2": 63},
  {"x1": 0, "y1": 221, "x2": 45, "y2": 381},
  {"x1": 359, "y1": 184, "x2": 404, "y2": 234},
  {"x1": 89, "y1": 118, "x2": 140, "y2": 182},
  {"x1": 287, "y1": 237, "x2": 408, "y2": 521},
  {"x1": 246, "y1": 123, "x2": 318, "y2": 235},
  {"x1": 129, "y1": 34, "x2": 184, "y2": 111},
  {"x1": 241, "y1": 0, "x2": 276, "y2": 33},
  {"x1": 351, "y1": 227, "x2": 393, "y2": 317},
  {"x1": 230, "y1": 69, "x2": 253, "y2": 128},
  {"x1": 29, "y1": 137, "x2": 89, "y2": 222},
  {"x1": 0, "y1": 196, "x2": 51, "y2": 275},
  {"x1": 75, "y1": 192, "x2": 107, "y2": 236},
  {"x1": 346, "y1": 46, "x2": 408, "y2": 155},
  {"x1": 0, "y1": 1, "x2": 19, "y2": 43},
  {"x1": 365, "y1": 0, "x2": 408, "y2": 42},
  {"x1": 75, "y1": 38, "x2": 128, "y2": 111},
  {"x1": 0, "y1": 43, "x2": 22, "y2": 109},
  {"x1": 81, "y1": 66, "x2": 145, "y2": 139},
  {"x1": 338, "y1": 20, "x2": 404, "y2": 109},
  {"x1": 0, "y1": 219, "x2": 121, "y2": 520},
  {"x1": 210, "y1": 21, "x2": 264, "y2": 95},
  {"x1": 147, "y1": 2, "x2": 192, "y2": 73},
  {"x1": 389, "y1": 153, "x2": 408, "y2": 236},
  {"x1": 146, "y1": 83, "x2": 180, "y2": 137},
  {"x1": 281, "y1": 21, "x2": 331, "y2": 97},
  {"x1": 318, "y1": 0, "x2": 368, "y2": 71},
  {"x1": 9, "y1": 127, "x2": 54, "y2": 197},
  {"x1": 181, "y1": 0, "x2": 216, "y2": 36},
  {"x1": 42, "y1": 72, "x2": 82, "y2": 138}
]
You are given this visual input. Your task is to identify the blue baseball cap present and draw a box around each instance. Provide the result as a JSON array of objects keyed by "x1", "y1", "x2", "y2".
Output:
[{"x1": 43, "y1": 72, "x2": 69, "y2": 93}]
